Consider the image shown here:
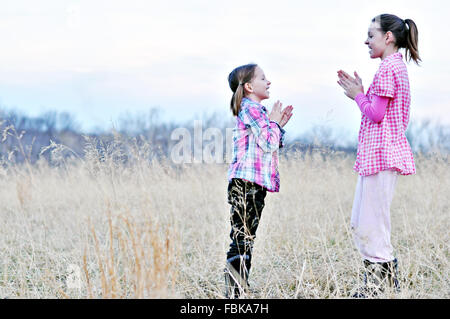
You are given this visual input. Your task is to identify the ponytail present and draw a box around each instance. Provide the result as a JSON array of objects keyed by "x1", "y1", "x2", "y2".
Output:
[
  {"x1": 404, "y1": 19, "x2": 421, "y2": 65},
  {"x1": 230, "y1": 83, "x2": 245, "y2": 116},
  {"x1": 228, "y1": 63, "x2": 257, "y2": 116},
  {"x1": 373, "y1": 14, "x2": 421, "y2": 65}
]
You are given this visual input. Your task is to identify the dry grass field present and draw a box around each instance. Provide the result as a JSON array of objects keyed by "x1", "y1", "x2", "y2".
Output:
[{"x1": 0, "y1": 136, "x2": 448, "y2": 299}]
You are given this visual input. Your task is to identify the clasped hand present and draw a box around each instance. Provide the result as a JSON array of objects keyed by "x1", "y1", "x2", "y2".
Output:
[
  {"x1": 337, "y1": 70, "x2": 364, "y2": 100},
  {"x1": 269, "y1": 101, "x2": 293, "y2": 128}
]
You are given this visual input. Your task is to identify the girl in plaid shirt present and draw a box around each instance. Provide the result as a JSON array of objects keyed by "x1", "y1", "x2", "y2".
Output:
[
  {"x1": 224, "y1": 64, "x2": 293, "y2": 298},
  {"x1": 338, "y1": 14, "x2": 421, "y2": 297}
]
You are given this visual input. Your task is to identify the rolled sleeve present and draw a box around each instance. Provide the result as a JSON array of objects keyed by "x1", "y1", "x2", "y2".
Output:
[{"x1": 241, "y1": 105, "x2": 283, "y2": 153}]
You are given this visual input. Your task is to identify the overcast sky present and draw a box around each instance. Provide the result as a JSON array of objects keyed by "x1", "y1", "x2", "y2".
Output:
[{"x1": 0, "y1": 0, "x2": 448, "y2": 139}]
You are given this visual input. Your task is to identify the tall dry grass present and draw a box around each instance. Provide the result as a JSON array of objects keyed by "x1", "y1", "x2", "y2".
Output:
[{"x1": 0, "y1": 133, "x2": 448, "y2": 298}]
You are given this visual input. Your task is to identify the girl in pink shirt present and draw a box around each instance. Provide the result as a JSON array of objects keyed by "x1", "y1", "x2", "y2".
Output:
[
  {"x1": 337, "y1": 13, "x2": 421, "y2": 297},
  {"x1": 224, "y1": 64, "x2": 293, "y2": 298}
]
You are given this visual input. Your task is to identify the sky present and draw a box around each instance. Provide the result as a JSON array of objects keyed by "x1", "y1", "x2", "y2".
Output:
[{"x1": 0, "y1": 0, "x2": 449, "y2": 141}]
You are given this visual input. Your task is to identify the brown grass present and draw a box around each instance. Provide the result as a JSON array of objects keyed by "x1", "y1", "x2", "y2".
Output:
[{"x1": 0, "y1": 135, "x2": 448, "y2": 299}]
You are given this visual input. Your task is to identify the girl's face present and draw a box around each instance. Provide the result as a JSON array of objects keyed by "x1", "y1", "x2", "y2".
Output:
[
  {"x1": 365, "y1": 21, "x2": 389, "y2": 59},
  {"x1": 246, "y1": 66, "x2": 271, "y2": 102}
]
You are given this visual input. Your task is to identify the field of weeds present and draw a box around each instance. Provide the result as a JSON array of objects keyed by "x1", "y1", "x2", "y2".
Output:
[{"x1": 0, "y1": 135, "x2": 448, "y2": 299}]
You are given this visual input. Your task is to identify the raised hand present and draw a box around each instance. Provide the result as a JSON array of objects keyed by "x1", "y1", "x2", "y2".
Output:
[
  {"x1": 337, "y1": 70, "x2": 364, "y2": 100},
  {"x1": 279, "y1": 105, "x2": 293, "y2": 127},
  {"x1": 269, "y1": 100, "x2": 283, "y2": 124}
]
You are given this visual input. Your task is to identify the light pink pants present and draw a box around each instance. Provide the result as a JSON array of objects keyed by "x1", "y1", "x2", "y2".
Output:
[{"x1": 351, "y1": 170, "x2": 398, "y2": 263}]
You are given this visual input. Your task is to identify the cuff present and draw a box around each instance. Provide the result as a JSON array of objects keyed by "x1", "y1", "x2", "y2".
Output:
[
  {"x1": 355, "y1": 93, "x2": 367, "y2": 105},
  {"x1": 273, "y1": 122, "x2": 286, "y2": 148}
]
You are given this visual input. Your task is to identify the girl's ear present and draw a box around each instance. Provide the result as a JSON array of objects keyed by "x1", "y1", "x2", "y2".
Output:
[
  {"x1": 385, "y1": 31, "x2": 395, "y2": 45},
  {"x1": 243, "y1": 82, "x2": 252, "y2": 94}
]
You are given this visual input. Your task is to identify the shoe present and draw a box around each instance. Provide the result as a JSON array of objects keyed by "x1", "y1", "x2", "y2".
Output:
[
  {"x1": 352, "y1": 258, "x2": 400, "y2": 298},
  {"x1": 224, "y1": 257, "x2": 250, "y2": 299},
  {"x1": 383, "y1": 258, "x2": 401, "y2": 293}
]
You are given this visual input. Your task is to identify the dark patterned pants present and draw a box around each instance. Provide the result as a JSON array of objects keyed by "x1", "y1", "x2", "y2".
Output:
[{"x1": 226, "y1": 178, "x2": 267, "y2": 277}]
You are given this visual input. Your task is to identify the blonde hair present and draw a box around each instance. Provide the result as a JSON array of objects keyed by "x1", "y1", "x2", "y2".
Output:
[{"x1": 228, "y1": 64, "x2": 257, "y2": 116}]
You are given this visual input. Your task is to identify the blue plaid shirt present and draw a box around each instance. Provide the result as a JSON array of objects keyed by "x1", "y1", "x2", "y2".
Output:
[{"x1": 227, "y1": 98, "x2": 285, "y2": 192}]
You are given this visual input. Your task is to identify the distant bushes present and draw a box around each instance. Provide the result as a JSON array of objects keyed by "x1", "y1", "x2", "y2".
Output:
[{"x1": 0, "y1": 107, "x2": 448, "y2": 166}]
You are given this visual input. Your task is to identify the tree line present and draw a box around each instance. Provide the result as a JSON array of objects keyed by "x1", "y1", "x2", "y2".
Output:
[{"x1": 0, "y1": 107, "x2": 448, "y2": 166}]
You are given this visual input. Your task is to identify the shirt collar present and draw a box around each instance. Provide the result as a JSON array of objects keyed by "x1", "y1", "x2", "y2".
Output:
[
  {"x1": 383, "y1": 52, "x2": 403, "y2": 62},
  {"x1": 242, "y1": 97, "x2": 267, "y2": 112}
]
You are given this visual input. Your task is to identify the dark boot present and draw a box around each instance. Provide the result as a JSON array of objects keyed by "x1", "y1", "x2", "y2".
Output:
[
  {"x1": 383, "y1": 258, "x2": 400, "y2": 292},
  {"x1": 224, "y1": 255, "x2": 250, "y2": 299},
  {"x1": 352, "y1": 258, "x2": 400, "y2": 298},
  {"x1": 352, "y1": 260, "x2": 383, "y2": 298}
]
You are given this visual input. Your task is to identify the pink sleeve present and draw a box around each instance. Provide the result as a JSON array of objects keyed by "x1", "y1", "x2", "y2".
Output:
[
  {"x1": 355, "y1": 93, "x2": 389, "y2": 123},
  {"x1": 241, "y1": 105, "x2": 284, "y2": 153}
]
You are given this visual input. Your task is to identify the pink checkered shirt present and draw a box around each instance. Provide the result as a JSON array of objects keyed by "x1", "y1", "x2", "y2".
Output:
[
  {"x1": 354, "y1": 52, "x2": 416, "y2": 176},
  {"x1": 227, "y1": 97, "x2": 285, "y2": 192}
]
